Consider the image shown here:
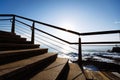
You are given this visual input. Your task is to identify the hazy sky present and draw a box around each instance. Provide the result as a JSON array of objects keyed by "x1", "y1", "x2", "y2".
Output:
[{"x1": 0, "y1": 0, "x2": 120, "y2": 42}]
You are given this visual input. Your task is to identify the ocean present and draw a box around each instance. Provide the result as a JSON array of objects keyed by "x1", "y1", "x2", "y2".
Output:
[{"x1": 58, "y1": 45, "x2": 120, "y2": 65}]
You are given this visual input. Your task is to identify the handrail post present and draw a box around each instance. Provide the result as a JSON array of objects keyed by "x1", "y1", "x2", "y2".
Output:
[
  {"x1": 11, "y1": 15, "x2": 15, "y2": 33},
  {"x1": 78, "y1": 37, "x2": 82, "y2": 68},
  {"x1": 31, "y1": 22, "x2": 35, "y2": 44}
]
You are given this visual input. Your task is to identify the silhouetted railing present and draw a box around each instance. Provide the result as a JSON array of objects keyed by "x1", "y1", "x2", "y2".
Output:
[{"x1": 0, "y1": 14, "x2": 120, "y2": 66}]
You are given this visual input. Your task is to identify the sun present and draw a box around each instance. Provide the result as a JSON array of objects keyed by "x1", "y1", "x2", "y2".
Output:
[{"x1": 59, "y1": 18, "x2": 76, "y2": 30}]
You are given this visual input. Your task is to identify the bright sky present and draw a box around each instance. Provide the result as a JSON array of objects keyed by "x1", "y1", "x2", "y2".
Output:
[{"x1": 0, "y1": 0, "x2": 120, "y2": 42}]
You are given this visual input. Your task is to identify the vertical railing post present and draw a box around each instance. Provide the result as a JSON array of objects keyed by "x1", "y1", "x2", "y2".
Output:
[
  {"x1": 78, "y1": 37, "x2": 86, "y2": 79},
  {"x1": 31, "y1": 21, "x2": 35, "y2": 44},
  {"x1": 78, "y1": 37, "x2": 82, "y2": 67},
  {"x1": 11, "y1": 15, "x2": 15, "y2": 33}
]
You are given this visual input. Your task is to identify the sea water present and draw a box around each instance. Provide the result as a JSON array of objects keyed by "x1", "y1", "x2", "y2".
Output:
[{"x1": 58, "y1": 45, "x2": 120, "y2": 64}]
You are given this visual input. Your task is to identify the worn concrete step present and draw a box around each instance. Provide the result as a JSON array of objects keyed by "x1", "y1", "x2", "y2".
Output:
[
  {"x1": 67, "y1": 63, "x2": 86, "y2": 80},
  {"x1": 0, "y1": 39, "x2": 31, "y2": 44},
  {"x1": 0, "y1": 48, "x2": 48, "y2": 65},
  {"x1": 84, "y1": 69, "x2": 94, "y2": 80},
  {"x1": 0, "y1": 31, "x2": 27, "y2": 41},
  {"x1": 0, "y1": 31, "x2": 26, "y2": 40},
  {"x1": 0, "y1": 53, "x2": 57, "y2": 80},
  {"x1": 112, "y1": 72, "x2": 120, "y2": 79},
  {"x1": 31, "y1": 58, "x2": 69, "y2": 80},
  {"x1": 0, "y1": 43, "x2": 40, "y2": 51},
  {"x1": 84, "y1": 69, "x2": 115, "y2": 80},
  {"x1": 0, "y1": 35, "x2": 26, "y2": 41},
  {"x1": 101, "y1": 71, "x2": 120, "y2": 80},
  {"x1": 0, "y1": 34, "x2": 20, "y2": 39},
  {"x1": 90, "y1": 71, "x2": 110, "y2": 80},
  {"x1": 0, "y1": 30, "x2": 16, "y2": 36},
  {"x1": 0, "y1": 38, "x2": 27, "y2": 42}
]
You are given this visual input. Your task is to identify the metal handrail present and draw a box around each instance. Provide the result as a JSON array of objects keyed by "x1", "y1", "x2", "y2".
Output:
[
  {"x1": 16, "y1": 20, "x2": 120, "y2": 44},
  {"x1": 15, "y1": 19, "x2": 72, "y2": 44},
  {"x1": 15, "y1": 14, "x2": 120, "y2": 36},
  {"x1": 15, "y1": 19, "x2": 120, "y2": 44},
  {"x1": 0, "y1": 14, "x2": 120, "y2": 67},
  {"x1": 0, "y1": 14, "x2": 120, "y2": 37},
  {"x1": 15, "y1": 19, "x2": 78, "y2": 53}
]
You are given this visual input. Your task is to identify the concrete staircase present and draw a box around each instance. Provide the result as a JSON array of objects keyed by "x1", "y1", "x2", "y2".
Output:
[{"x1": 0, "y1": 31, "x2": 86, "y2": 80}]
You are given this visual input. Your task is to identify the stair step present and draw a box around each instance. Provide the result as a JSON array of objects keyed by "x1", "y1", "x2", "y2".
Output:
[
  {"x1": 91, "y1": 71, "x2": 110, "y2": 80},
  {"x1": 0, "y1": 43, "x2": 40, "y2": 51},
  {"x1": 112, "y1": 72, "x2": 120, "y2": 79},
  {"x1": 0, "y1": 31, "x2": 30, "y2": 44},
  {"x1": 0, "y1": 34, "x2": 20, "y2": 38},
  {"x1": 0, "y1": 48, "x2": 48, "y2": 65},
  {"x1": 0, "y1": 39, "x2": 31, "y2": 44},
  {"x1": 84, "y1": 70, "x2": 113, "y2": 80},
  {"x1": 84, "y1": 69, "x2": 94, "y2": 80},
  {"x1": 31, "y1": 58, "x2": 68, "y2": 80},
  {"x1": 67, "y1": 63, "x2": 86, "y2": 80},
  {"x1": 0, "y1": 53, "x2": 57, "y2": 80},
  {"x1": 0, "y1": 38, "x2": 27, "y2": 43},
  {"x1": 0, "y1": 30, "x2": 16, "y2": 36},
  {"x1": 0, "y1": 31, "x2": 28, "y2": 41},
  {"x1": 0, "y1": 31, "x2": 27, "y2": 41},
  {"x1": 0, "y1": 36, "x2": 26, "y2": 41},
  {"x1": 84, "y1": 70, "x2": 120, "y2": 80}
]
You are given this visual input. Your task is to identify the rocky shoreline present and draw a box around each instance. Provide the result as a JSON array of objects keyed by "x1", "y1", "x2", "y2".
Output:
[
  {"x1": 109, "y1": 46, "x2": 120, "y2": 53},
  {"x1": 83, "y1": 60, "x2": 120, "y2": 73}
]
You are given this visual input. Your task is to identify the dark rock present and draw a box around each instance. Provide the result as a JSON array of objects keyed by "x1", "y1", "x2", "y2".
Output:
[{"x1": 111, "y1": 47, "x2": 120, "y2": 53}]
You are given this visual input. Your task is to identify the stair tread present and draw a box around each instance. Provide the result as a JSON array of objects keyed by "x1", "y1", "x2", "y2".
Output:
[
  {"x1": 91, "y1": 71, "x2": 110, "y2": 80},
  {"x1": 0, "y1": 43, "x2": 40, "y2": 46},
  {"x1": 111, "y1": 72, "x2": 120, "y2": 79},
  {"x1": 0, "y1": 31, "x2": 16, "y2": 35},
  {"x1": 67, "y1": 63, "x2": 86, "y2": 80},
  {"x1": 0, "y1": 43, "x2": 40, "y2": 50},
  {"x1": 0, "y1": 48, "x2": 48, "y2": 65},
  {"x1": 0, "y1": 38, "x2": 26, "y2": 42},
  {"x1": 84, "y1": 69, "x2": 93, "y2": 80},
  {"x1": 0, "y1": 53, "x2": 56, "y2": 76},
  {"x1": 0, "y1": 43, "x2": 39, "y2": 46},
  {"x1": 30, "y1": 58, "x2": 68, "y2": 80},
  {"x1": 0, "y1": 48, "x2": 44, "y2": 54},
  {"x1": 0, "y1": 39, "x2": 32, "y2": 44},
  {"x1": 84, "y1": 70, "x2": 120, "y2": 80},
  {"x1": 0, "y1": 35, "x2": 20, "y2": 38},
  {"x1": 0, "y1": 36, "x2": 26, "y2": 39}
]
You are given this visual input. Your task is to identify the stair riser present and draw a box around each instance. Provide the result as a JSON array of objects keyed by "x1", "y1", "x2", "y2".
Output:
[
  {"x1": 0, "y1": 35, "x2": 21, "y2": 39},
  {"x1": 0, "y1": 49, "x2": 48, "y2": 65},
  {"x1": 0, "y1": 38, "x2": 26, "y2": 42},
  {"x1": 0, "y1": 32, "x2": 16, "y2": 36},
  {"x1": 0, "y1": 31, "x2": 30, "y2": 44},
  {"x1": 56, "y1": 62, "x2": 69, "y2": 80},
  {"x1": 1, "y1": 54, "x2": 57, "y2": 80},
  {"x1": 0, "y1": 39, "x2": 31, "y2": 44},
  {"x1": 0, "y1": 45, "x2": 40, "y2": 51},
  {"x1": 0, "y1": 37, "x2": 26, "y2": 41},
  {"x1": 0, "y1": 31, "x2": 26, "y2": 40}
]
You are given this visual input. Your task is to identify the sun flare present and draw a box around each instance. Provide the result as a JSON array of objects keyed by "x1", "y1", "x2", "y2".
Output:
[{"x1": 61, "y1": 44, "x2": 72, "y2": 54}]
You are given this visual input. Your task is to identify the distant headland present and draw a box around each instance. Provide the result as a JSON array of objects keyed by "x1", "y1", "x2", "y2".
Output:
[{"x1": 111, "y1": 46, "x2": 120, "y2": 53}]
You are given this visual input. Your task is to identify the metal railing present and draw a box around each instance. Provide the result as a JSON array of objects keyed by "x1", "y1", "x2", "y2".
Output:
[{"x1": 0, "y1": 14, "x2": 120, "y2": 66}]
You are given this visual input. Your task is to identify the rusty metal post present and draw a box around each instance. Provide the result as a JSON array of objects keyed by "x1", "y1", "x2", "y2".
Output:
[
  {"x1": 11, "y1": 15, "x2": 15, "y2": 33},
  {"x1": 78, "y1": 37, "x2": 82, "y2": 67},
  {"x1": 31, "y1": 22, "x2": 35, "y2": 44}
]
